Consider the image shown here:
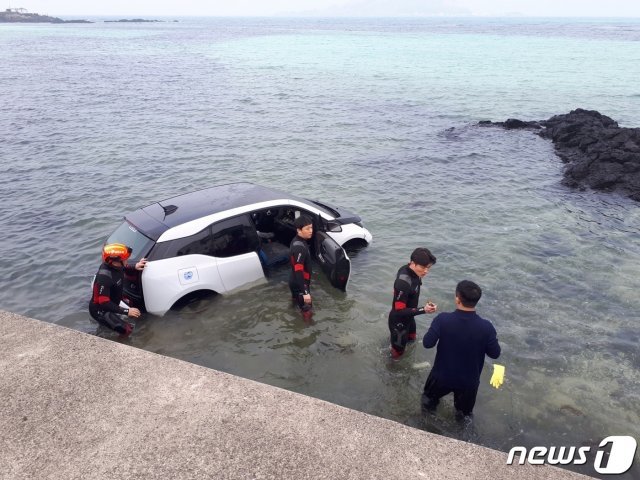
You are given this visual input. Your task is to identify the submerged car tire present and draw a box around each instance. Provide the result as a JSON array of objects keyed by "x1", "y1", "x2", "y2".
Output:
[
  {"x1": 342, "y1": 238, "x2": 369, "y2": 256},
  {"x1": 171, "y1": 290, "x2": 218, "y2": 310}
]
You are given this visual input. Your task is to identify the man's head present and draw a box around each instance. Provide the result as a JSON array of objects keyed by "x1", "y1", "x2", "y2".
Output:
[
  {"x1": 294, "y1": 215, "x2": 313, "y2": 240},
  {"x1": 102, "y1": 243, "x2": 132, "y2": 268},
  {"x1": 455, "y1": 280, "x2": 482, "y2": 308},
  {"x1": 409, "y1": 247, "x2": 436, "y2": 278}
]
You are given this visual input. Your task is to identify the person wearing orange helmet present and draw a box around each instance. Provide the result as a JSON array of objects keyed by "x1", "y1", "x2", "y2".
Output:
[{"x1": 89, "y1": 243, "x2": 147, "y2": 337}]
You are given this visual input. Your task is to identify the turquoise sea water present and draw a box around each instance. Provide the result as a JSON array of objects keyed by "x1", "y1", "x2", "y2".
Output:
[{"x1": 1, "y1": 17, "x2": 639, "y2": 478}]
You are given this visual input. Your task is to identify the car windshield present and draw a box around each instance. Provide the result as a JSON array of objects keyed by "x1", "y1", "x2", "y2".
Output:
[{"x1": 106, "y1": 221, "x2": 154, "y2": 262}]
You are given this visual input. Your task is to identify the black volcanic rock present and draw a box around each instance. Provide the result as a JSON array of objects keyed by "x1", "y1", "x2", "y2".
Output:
[
  {"x1": 480, "y1": 109, "x2": 640, "y2": 201},
  {"x1": 479, "y1": 118, "x2": 542, "y2": 130}
]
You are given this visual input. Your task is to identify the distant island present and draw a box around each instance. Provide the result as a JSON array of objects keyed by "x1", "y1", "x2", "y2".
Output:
[
  {"x1": 0, "y1": 8, "x2": 92, "y2": 23},
  {"x1": 0, "y1": 9, "x2": 178, "y2": 24}
]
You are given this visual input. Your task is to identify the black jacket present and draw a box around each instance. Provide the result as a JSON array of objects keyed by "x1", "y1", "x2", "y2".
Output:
[
  {"x1": 89, "y1": 262, "x2": 129, "y2": 317},
  {"x1": 289, "y1": 235, "x2": 312, "y2": 295},
  {"x1": 423, "y1": 309, "x2": 501, "y2": 388},
  {"x1": 389, "y1": 264, "x2": 426, "y2": 322}
]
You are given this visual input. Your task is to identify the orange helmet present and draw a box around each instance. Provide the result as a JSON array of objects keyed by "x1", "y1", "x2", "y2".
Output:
[{"x1": 102, "y1": 243, "x2": 132, "y2": 264}]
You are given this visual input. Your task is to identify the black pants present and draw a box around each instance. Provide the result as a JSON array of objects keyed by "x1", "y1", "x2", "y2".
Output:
[
  {"x1": 89, "y1": 305, "x2": 132, "y2": 336},
  {"x1": 388, "y1": 315, "x2": 416, "y2": 356},
  {"x1": 422, "y1": 371, "x2": 479, "y2": 416},
  {"x1": 289, "y1": 281, "x2": 312, "y2": 308},
  {"x1": 290, "y1": 286, "x2": 313, "y2": 323}
]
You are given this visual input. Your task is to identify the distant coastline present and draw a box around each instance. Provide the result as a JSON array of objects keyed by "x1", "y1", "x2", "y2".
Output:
[
  {"x1": 0, "y1": 9, "x2": 176, "y2": 24},
  {"x1": 0, "y1": 8, "x2": 92, "y2": 23}
]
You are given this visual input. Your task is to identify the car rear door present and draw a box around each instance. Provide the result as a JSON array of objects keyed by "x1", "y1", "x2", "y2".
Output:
[
  {"x1": 209, "y1": 215, "x2": 265, "y2": 291},
  {"x1": 313, "y1": 226, "x2": 351, "y2": 291}
]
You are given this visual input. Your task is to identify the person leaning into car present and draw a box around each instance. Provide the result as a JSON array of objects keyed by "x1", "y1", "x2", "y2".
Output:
[
  {"x1": 289, "y1": 215, "x2": 314, "y2": 321},
  {"x1": 89, "y1": 243, "x2": 147, "y2": 337}
]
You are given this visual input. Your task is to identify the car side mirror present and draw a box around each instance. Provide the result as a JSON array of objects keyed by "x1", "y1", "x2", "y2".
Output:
[{"x1": 327, "y1": 221, "x2": 342, "y2": 233}]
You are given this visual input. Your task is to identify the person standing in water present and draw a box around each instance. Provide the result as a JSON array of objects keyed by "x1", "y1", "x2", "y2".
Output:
[
  {"x1": 289, "y1": 215, "x2": 314, "y2": 322},
  {"x1": 388, "y1": 247, "x2": 438, "y2": 359},
  {"x1": 421, "y1": 280, "x2": 502, "y2": 417},
  {"x1": 89, "y1": 243, "x2": 147, "y2": 337}
]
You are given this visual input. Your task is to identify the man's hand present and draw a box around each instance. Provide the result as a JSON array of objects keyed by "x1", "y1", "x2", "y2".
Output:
[
  {"x1": 135, "y1": 258, "x2": 148, "y2": 271},
  {"x1": 425, "y1": 301, "x2": 437, "y2": 314},
  {"x1": 127, "y1": 307, "x2": 141, "y2": 318},
  {"x1": 302, "y1": 294, "x2": 312, "y2": 304}
]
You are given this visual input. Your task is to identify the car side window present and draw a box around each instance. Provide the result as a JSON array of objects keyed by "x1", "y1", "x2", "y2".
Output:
[
  {"x1": 278, "y1": 208, "x2": 315, "y2": 226},
  {"x1": 174, "y1": 228, "x2": 213, "y2": 256},
  {"x1": 294, "y1": 209, "x2": 321, "y2": 230},
  {"x1": 149, "y1": 228, "x2": 212, "y2": 260},
  {"x1": 210, "y1": 215, "x2": 260, "y2": 258}
]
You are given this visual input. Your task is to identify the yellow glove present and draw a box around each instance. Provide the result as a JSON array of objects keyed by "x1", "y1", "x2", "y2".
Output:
[{"x1": 490, "y1": 364, "x2": 505, "y2": 388}]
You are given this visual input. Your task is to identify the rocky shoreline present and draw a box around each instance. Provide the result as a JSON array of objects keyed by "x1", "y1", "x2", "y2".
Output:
[
  {"x1": 0, "y1": 10, "x2": 169, "y2": 23},
  {"x1": 0, "y1": 10, "x2": 91, "y2": 23},
  {"x1": 480, "y1": 109, "x2": 640, "y2": 201}
]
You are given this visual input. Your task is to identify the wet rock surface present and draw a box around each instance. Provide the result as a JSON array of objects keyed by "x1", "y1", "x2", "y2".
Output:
[{"x1": 480, "y1": 109, "x2": 640, "y2": 201}]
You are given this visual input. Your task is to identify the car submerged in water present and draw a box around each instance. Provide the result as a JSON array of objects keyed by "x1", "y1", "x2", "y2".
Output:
[{"x1": 103, "y1": 182, "x2": 373, "y2": 316}]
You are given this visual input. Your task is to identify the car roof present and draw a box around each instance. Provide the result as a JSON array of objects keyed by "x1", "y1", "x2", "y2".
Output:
[{"x1": 125, "y1": 182, "x2": 307, "y2": 240}]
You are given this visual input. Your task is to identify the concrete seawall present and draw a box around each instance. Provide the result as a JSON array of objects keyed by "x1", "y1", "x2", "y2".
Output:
[{"x1": 0, "y1": 311, "x2": 591, "y2": 479}]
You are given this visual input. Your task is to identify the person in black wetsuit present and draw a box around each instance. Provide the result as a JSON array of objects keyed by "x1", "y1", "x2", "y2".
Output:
[
  {"x1": 422, "y1": 280, "x2": 501, "y2": 417},
  {"x1": 388, "y1": 247, "x2": 438, "y2": 359},
  {"x1": 89, "y1": 243, "x2": 147, "y2": 337},
  {"x1": 289, "y1": 215, "x2": 314, "y2": 322}
]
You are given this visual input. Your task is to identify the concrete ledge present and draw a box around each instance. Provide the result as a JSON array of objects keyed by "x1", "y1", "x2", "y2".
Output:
[{"x1": 0, "y1": 311, "x2": 590, "y2": 479}]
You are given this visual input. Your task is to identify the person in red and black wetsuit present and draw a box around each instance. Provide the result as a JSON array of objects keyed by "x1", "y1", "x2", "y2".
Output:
[
  {"x1": 89, "y1": 243, "x2": 147, "y2": 337},
  {"x1": 388, "y1": 247, "x2": 438, "y2": 359},
  {"x1": 289, "y1": 215, "x2": 314, "y2": 321}
]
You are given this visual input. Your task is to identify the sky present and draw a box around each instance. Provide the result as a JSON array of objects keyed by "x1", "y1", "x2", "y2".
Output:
[{"x1": 8, "y1": 0, "x2": 640, "y2": 18}]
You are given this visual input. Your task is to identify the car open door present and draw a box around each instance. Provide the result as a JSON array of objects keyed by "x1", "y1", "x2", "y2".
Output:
[{"x1": 314, "y1": 230, "x2": 351, "y2": 291}]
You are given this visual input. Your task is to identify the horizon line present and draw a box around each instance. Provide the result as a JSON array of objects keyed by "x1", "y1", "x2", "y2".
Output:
[{"x1": 45, "y1": 14, "x2": 640, "y2": 19}]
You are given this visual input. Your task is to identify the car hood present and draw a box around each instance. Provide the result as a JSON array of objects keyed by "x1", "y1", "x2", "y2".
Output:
[{"x1": 308, "y1": 199, "x2": 362, "y2": 225}]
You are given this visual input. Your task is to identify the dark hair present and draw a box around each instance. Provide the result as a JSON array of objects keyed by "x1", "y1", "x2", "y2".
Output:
[
  {"x1": 410, "y1": 247, "x2": 436, "y2": 267},
  {"x1": 294, "y1": 214, "x2": 313, "y2": 230},
  {"x1": 456, "y1": 280, "x2": 482, "y2": 308}
]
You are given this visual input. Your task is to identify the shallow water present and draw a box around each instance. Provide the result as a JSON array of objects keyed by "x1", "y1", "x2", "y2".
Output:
[{"x1": 1, "y1": 17, "x2": 639, "y2": 478}]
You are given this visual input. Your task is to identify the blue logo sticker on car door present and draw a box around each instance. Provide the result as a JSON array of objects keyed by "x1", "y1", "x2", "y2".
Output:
[{"x1": 178, "y1": 267, "x2": 199, "y2": 285}]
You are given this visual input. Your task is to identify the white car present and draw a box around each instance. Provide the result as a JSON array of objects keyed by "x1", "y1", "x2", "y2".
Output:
[{"x1": 103, "y1": 182, "x2": 373, "y2": 315}]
